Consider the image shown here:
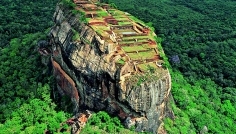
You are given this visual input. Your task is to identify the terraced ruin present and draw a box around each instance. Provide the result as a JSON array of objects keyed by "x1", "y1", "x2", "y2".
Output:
[
  {"x1": 45, "y1": 0, "x2": 171, "y2": 132},
  {"x1": 73, "y1": 0, "x2": 164, "y2": 72}
]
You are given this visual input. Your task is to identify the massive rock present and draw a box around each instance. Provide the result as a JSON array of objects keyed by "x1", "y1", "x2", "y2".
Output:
[{"x1": 41, "y1": 0, "x2": 171, "y2": 133}]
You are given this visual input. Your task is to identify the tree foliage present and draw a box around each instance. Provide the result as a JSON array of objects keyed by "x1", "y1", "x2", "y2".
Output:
[
  {"x1": 0, "y1": 0, "x2": 57, "y2": 47},
  {"x1": 0, "y1": 33, "x2": 51, "y2": 122},
  {"x1": 81, "y1": 111, "x2": 139, "y2": 134},
  {"x1": 164, "y1": 72, "x2": 236, "y2": 133},
  {"x1": 0, "y1": 84, "x2": 70, "y2": 133}
]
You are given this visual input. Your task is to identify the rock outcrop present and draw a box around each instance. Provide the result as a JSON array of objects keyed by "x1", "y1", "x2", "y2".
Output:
[{"x1": 40, "y1": 0, "x2": 171, "y2": 133}]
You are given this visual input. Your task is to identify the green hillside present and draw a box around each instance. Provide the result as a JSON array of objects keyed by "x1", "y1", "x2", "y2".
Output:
[{"x1": 0, "y1": 0, "x2": 71, "y2": 133}]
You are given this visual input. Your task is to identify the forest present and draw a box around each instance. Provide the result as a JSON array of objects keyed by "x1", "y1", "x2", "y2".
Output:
[{"x1": 0, "y1": 0, "x2": 235, "y2": 133}]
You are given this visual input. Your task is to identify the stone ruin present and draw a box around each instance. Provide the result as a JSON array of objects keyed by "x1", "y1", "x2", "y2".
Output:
[{"x1": 39, "y1": 0, "x2": 171, "y2": 133}]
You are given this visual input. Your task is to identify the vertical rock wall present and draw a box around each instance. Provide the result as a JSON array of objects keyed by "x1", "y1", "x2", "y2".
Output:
[{"x1": 44, "y1": 1, "x2": 171, "y2": 133}]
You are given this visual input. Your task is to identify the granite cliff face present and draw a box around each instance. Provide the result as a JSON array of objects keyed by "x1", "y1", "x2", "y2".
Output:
[{"x1": 40, "y1": 0, "x2": 171, "y2": 133}]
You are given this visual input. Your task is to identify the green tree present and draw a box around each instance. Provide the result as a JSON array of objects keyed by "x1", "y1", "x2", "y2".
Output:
[{"x1": 0, "y1": 84, "x2": 69, "y2": 133}]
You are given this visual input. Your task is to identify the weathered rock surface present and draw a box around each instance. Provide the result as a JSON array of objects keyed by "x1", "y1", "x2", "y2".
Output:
[{"x1": 40, "y1": 0, "x2": 171, "y2": 133}]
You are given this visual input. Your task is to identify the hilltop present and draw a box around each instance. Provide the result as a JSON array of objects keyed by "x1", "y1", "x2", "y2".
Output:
[{"x1": 38, "y1": 0, "x2": 171, "y2": 133}]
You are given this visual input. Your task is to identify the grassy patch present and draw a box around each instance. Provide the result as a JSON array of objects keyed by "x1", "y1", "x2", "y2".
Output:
[
  {"x1": 118, "y1": 21, "x2": 132, "y2": 26},
  {"x1": 114, "y1": 17, "x2": 129, "y2": 21},
  {"x1": 137, "y1": 63, "x2": 158, "y2": 72},
  {"x1": 109, "y1": 10, "x2": 124, "y2": 17},
  {"x1": 137, "y1": 39, "x2": 149, "y2": 43},
  {"x1": 127, "y1": 53, "x2": 140, "y2": 60},
  {"x1": 96, "y1": 11, "x2": 109, "y2": 17},
  {"x1": 72, "y1": 29, "x2": 80, "y2": 41},
  {"x1": 122, "y1": 36, "x2": 149, "y2": 40},
  {"x1": 129, "y1": 15, "x2": 146, "y2": 26},
  {"x1": 127, "y1": 49, "x2": 156, "y2": 60},
  {"x1": 116, "y1": 59, "x2": 125, "y2": 65},
  {"x1": 119, "y1": 40, "x2": 136, "y2": 44},
  {"x1": 122, "y1": 45, "x2": 147, "y2": 52},
  {"x1": 92, "y1": 25, "x2": 110, "y2": 31},
  {"x1": 139, "y1": 49, "x2": 156, "y2": 59},
  {"x1": 85, "y1": 18, "x2": 92, "y2": 22},
  {"x1": 95, "y1": 29, "x2": 103, "y2": 35}
]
